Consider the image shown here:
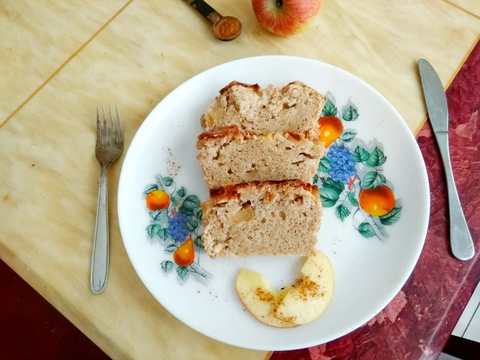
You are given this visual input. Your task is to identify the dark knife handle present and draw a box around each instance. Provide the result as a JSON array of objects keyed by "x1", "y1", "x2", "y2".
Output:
[{"x1": 186, "y1": 0, "x2": 222, "y2": 24}]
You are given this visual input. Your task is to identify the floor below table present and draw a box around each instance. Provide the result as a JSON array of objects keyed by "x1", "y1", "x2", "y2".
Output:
[{"x1": 0, "y1": 259, "x2": 107, "y2": 359}]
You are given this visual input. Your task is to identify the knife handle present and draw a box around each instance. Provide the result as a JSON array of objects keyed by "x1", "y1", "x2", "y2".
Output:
[{"x1": 435, "y1": 131, "x2": 475, "y2": 260}]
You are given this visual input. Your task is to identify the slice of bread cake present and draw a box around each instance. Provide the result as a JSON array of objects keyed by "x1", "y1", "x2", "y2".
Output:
[
  {"x1": 197, "y1": 126, "x2": 324, "y2": 189},
  {"x1": 202, "y1": 181, "x2": 321, "y2": 257},
  {"x1": 201, "y1": 81, "x2": 326, "y2": 135}
]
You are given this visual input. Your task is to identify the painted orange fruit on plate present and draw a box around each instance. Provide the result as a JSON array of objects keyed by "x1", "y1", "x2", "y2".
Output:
[
  {"x1": 359, "y1": 185, "x2": 395, "y2": 217},
  {"x1": 146, "y1": 190, "x2": 170, "y2": 210},
  {"x1": 174, "y1": 237, "x2": 195, "y2": 267},
  {"x1": 319, "y1": 116, "x2": 343, "y2": 147}
]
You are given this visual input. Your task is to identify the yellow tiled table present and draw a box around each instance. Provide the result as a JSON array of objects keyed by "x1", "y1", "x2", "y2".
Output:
[
  {"x1": 1, "y1": 1, "x2": 479, "y2": 359},
  {"x1": 448, "y1": 0, "x2": 480, "y2": 17}
]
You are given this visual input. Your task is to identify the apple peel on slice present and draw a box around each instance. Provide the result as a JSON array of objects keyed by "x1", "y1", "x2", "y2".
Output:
[
  {"x1": 236, "y1": 268, "x2": 296, "y2": 327},
  {"x1": 236, "y1": 251, "x2": 334, "y2": 327}
]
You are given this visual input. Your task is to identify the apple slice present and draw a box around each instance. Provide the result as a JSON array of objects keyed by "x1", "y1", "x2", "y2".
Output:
[
  {"x1": 236, "y1": 268, "x2": 296, "y2": 327},
  {"x1": 236, "y1": 251, "x2": 334, "y2": 327},
  {"x1": 275, "y1": 251, "x2": 334, "y2": 324}
]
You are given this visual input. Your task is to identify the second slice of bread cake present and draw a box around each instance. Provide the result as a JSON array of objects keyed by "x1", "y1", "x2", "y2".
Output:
[
  {"x1": 202, "y1": 181, "x2": 321, "y2": 257},
  {"x1": 201, "y1": 81, "x2": 326, "y2": 136},
  {"x1": 197, "y1": 126, "x2": 324, "y2": 189}
]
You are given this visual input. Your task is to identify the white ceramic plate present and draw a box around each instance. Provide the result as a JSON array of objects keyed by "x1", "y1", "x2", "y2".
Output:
[{"x1": 118, "y1": 56, "x2": 429, "y2": 351}]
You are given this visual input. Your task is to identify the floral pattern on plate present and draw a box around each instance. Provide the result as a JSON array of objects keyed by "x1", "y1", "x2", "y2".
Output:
[
  {"x1": 144, "y1": 175, "x2": 209, "y2": 282},
  {"x1": 313, "y1": 94, "x2": 402, "y2": 239}
]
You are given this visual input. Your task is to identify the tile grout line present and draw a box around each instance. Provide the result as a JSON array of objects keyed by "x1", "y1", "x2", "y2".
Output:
[
  {"x1": 0, "y1": 0, "x2": 134, "y2": 129},
  {"x1": 440, "y1": 0, "x2": 480, "y2": 20}
]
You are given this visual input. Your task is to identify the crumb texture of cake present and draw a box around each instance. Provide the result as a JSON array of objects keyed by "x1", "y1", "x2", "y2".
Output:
[
  {"x1": 201, "y1": 81, "x2": 326, "y2": 135},
  {"x1": 197, "y1": 126, "x2": 324, "y2": 188},
  {"x1": 202, "y1": 181, "x2": 321, "y2": 257}
]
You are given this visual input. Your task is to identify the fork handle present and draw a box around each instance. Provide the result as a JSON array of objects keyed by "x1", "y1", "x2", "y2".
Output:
[{"x1": 90, "y1": 165, "x2": 109, "y2": 294}]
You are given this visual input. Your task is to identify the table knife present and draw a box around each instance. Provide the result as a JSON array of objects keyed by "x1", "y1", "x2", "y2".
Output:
[{"x1": 418, "y1": 59, "x2": 475, "y2": 261}]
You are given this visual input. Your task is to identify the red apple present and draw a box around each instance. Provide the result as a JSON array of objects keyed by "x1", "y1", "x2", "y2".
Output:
[{"x1": 252, "y1": 0, "x2": 322, "y2": 36}]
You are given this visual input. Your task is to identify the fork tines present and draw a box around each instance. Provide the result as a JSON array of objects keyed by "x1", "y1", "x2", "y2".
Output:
[{"x1": 96, "y1": 106, "x2": 123, "y2": 147}]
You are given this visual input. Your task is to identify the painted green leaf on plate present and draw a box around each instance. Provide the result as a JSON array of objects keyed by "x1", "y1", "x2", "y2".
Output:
[
  {"x1": 341, "y1": 102, "x2": 359, "y2": 121},
  {"x1": 181, "y1": 195, "x2": 200, "y2": 210},
  {"x1": 193, "y1": 207, "x2": 203, "y2": 220},
  {"x1": 146, "y1": 224, "x2": 158, "y2": 238},
  {"x1": 336, "y1": 204, "x2": 351, "y2": 221},
  {"x1": 353, "y1": 146, "x2": 370, "y2": 163},
  {"x1": 347, "y1": 191, "x2": 359, "y2": 207},
  {"x1": 149, "y1": 210, "x2": 161, "y2": 221},
  {"x1": 180, "y1": 195, "x2": 200, "y2": 216},
  {"x1": 157, "y1": 211, "x2": 169, "y2": 228},
  {"x1": 161, "y1": 176, "x2": 174, "y2": 187},
  {"x1": 341, "y1": 129, "x2": 357, "y2": 142},
  {"x1": 380, "y1": 207, "x2": 402, "y2": 225},
  {"x1": 165, "y1": 242, "x2": 178, "y2": 253},
  {"x1": 361, "y1": 171, "x2": 386, "y2": 189},
  {"x1": 366, "y1": 147, "x2": 387, "y2": 167},
  {"x1": 176, "y1": 266, "x2": 189, "y2": 281},
  {"x1": 186, "y1": 217, "x2": 199, "y2": 232},
  {"x1": 321, "y1": 177, "x2": 345, "y2": 194},
  {"x1": 322, "y1": 98, "x2": 337, "y2": 116},
  {"x1": 358, "y1": 222, "x2": 376, "y2": 238},
  {"x1": 194, "y1": 235, "x2": 203, "y2": 249},
  {"x1": 156, "y1": 227, "x2": 168, "y2": 240},
  {"x1": 320, "y1": 186, "x2": 340, "y2": 208},
  {"x1": 319, "y1": 157, "x2": 331, "y2": 173},
  {"x1": 144, "y1": 184, "x2": 158, "y2": 194},
  {"x1": 171, "y1": 186, "x2": 186, "y2": 206},
  {"x1": 161, "y1": 260, "x2": 174, "y2": 272},
  {"x1": 319, "y1": 176, "x2": 345, "y2": 208}
]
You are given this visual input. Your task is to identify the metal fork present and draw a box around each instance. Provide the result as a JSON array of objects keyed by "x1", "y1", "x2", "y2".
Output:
[{"x1": 91, "y1": 106, "x2": 124, "y2": 294}]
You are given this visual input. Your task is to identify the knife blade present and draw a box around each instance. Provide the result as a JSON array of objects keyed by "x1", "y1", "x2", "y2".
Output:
[
  {"x1": 418, "y1": 59, "x2": 475, "y2": 261},
  {"x1": 418, "y1": 59, "x2": 449, "y2": 133}
]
